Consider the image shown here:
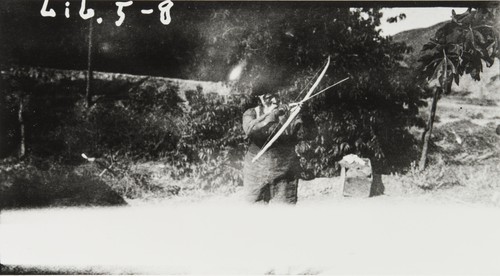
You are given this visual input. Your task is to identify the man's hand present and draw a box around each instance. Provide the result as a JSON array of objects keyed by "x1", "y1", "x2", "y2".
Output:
[
  {"x1": 262, "y1": 102, "x2": 277, "y2": 115},
  {"x1": 264, "y1": 109, "x2": 279, "y2": 124},
  {"x1": 276, "y1": 104, "x2": 289, "y2": 116},
  {"x1": 265, "y1": 104, "x2": 289, "y2": 123}
]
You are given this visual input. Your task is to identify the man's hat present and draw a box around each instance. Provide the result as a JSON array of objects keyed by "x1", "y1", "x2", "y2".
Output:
[{"x1": 251, "y1": 82, "x2": 278, "y2": 97}]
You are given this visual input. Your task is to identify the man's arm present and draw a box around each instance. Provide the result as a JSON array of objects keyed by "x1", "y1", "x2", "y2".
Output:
[{"x1": 242, "y1": 108, "x2": 282, "y2": 139}]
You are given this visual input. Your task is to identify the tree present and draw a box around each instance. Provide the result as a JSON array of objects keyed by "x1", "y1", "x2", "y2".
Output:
[
  {"x1": 0, "y1": 75, "x2": 40, "y2": 158},
  {"x1": 192, "y1": 5, "x2": 425, "y2": 174},
  {"x1": 418, "y1": 6, "x2": 500, "y2": 170}
]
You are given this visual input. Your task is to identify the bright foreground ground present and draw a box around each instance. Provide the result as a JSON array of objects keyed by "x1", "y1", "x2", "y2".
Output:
[{"x1": 1, "y1": 195, "x2": 500, "y2": 275}]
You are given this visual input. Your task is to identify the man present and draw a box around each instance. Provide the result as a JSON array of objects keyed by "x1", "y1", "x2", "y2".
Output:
[{"x1": 242, "y1": 84, "x2": 306, "y2": 204}]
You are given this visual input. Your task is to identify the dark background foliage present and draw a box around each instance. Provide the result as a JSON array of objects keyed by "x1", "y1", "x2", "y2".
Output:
[{"x1": 0, "y1": 1, "x2": 444, "y2": 190}]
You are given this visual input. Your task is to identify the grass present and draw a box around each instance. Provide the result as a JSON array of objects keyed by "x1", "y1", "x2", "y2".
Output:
[
  {"x1": 463, "y1": 98, "x2": 498, "y2": 107},
  {"x1": 469, "y1": 112, "x2": 485, "y2": 119},
  {"x1": 399, "y1": 158, "x2": 498, "y2": 190},
  {"x1": 0, "y1": 157, "x2": 240, "y2": 209},
  {"x1": 389, "y1": 117, "x2": 500, "y2": 205},
  {"x1": 2, "y1": 155, "x2": 499, "y2": 208},
  {"x1": 2, "y1": 101, "x2": 499, "y2": 208},
  {"x1": 3, "y1": 147, "x2": 499, "y2": 208},
  {"x1": 0, "y1": 159, "x2": 127, "y2": 209}
]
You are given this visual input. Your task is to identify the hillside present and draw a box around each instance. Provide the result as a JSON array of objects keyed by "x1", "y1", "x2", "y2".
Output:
[
  {"x1": 392, "y1": 21, "x2": 500, "y2": 101},
  {"x1": 392, "y1": 21, "x2": 447, "y2": 65}
]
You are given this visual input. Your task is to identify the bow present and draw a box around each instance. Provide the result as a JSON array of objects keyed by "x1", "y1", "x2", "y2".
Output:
[
  {"x1": 252, "y1": 56, "x2": 331, "y2": 163},
  {"x1": 288, "y1": 77, "x2": 349, "y2": 107}
]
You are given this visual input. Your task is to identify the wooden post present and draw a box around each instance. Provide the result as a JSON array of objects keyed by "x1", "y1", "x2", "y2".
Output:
[
  {"x1": 18, "y1": 96, "x2": 25, "y2": 158},
  {"x1": 340, "y1": 166, "x2": 346, "y2": 196},
  {"x1": 85, "y1": 20, "x2": 94, "y2": 108}
]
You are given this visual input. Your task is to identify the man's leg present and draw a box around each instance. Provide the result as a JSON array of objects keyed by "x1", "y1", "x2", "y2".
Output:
[
  {"x1": 243, "y1": 165, "x2": 271, "y2": 203},
  {"x1": 270, "y1": 177, "x2": 298, "y2": 204},
  {"x1": 245, "y1": 182, "x2": 271, "y2": 203},
  {"x1": 243, "y1": 153, "x2": 274, "y2": 203}
]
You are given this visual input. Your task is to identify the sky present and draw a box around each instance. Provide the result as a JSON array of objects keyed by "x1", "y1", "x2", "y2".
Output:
[{"x1": 379, "y1": 7, "x2": 469, "y2": 36}]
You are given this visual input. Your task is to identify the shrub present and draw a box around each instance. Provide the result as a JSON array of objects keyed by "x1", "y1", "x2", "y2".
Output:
[
  {"x1": 163, "y1": 89, "x2": 249, "y2": 190},
  {"x1": 0, "y1": 159, "x2": 127, "y2": 209}
]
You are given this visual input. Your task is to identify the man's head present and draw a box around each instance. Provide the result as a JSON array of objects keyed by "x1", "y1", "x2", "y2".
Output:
[
  {"x1": 252, "y1": 82, "x2": 279, "y2": 108},
  {"x1": 258, "y1": 93, "x2": 279, "y2": 108}
]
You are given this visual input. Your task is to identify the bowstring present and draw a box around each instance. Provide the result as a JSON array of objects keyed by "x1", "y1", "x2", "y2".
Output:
[
  {"x1": 260, "y1": 60, "x2": 327, "y2": 150},
  {"x1": 293, "y1": 64, "x2": 323, "y2": 102}
]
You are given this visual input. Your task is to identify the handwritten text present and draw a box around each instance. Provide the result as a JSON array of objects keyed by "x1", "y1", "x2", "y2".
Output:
[{"x1": 41, "y1": 0, "x2": 174, "y2": 26}]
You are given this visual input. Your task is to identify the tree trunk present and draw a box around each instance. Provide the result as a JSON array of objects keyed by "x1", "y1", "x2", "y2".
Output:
[
  {"x1": 418, "y1": 87, "x2": 439, "y2": 171},
  {"x1": 86, "y1": 20, "x2": 94, "y2": 108},
  {"x1": 419, "y1": 52, "x2": 449, "y2": 171},
  {"x1": 18, "y1": 96, "x2": 26, "y2": 158}
]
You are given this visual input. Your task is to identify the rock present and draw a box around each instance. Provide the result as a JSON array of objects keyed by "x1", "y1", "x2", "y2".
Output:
[{"x1": 339, "y1": 156, "x2": 373, "y2": 198}]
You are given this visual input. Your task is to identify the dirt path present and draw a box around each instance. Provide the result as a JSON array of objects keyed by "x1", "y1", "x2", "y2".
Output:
[{"x1": 2, "y1": 195, "x2": 500, "y2": 275}]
